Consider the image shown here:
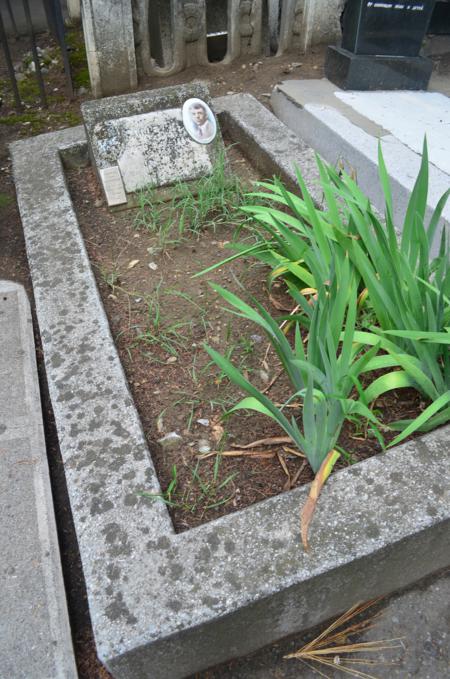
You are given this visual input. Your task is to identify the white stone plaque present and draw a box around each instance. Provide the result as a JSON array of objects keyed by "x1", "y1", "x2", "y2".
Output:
[
  {"x1": 99, "y1": 166, "x2": 127, "y2": 207},
  {"x1": 93, "y1": 108, "x2": 213, "y2": 194}
]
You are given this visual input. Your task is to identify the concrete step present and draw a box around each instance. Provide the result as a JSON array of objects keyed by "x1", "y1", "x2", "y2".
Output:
[
  {"x1": 0, "y1": 281, "x2": 78, "y2": 679},
  {"x1": 271, "y1": 79, "x2": 450, "y2": 257}
]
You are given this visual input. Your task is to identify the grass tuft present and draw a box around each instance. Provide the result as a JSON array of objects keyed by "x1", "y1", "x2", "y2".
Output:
[{"x1": 134, "y1": 147, "x2": 252, "y2": 249}]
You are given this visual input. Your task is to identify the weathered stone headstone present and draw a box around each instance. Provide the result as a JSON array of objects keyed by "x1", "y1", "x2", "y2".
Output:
[{"x1": 82, "y1": 83, "x2": 224, "y2": 207}]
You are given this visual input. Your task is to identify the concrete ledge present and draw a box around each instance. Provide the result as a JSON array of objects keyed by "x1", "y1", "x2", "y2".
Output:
[
  {"x1": 271, "y1": 79, "x2": 450, "y2": 257},
  {"x1": 214, "y1": 93, "x2": 322, "y2": 205},
  {"x1": 0, "y1": 281, "x2": 77, "y2": 679},
  {"x1": 10, "y1": 96, "x2": 450, "y2": 679}
]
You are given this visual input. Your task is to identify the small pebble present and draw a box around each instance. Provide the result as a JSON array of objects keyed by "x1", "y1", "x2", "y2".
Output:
[
  {"x1": 197, "y1": 418, "x2": 209, "y2": 427},
  {"x1": 148, "y1": 262, "x2": 158, "y2": 270},
  {"x1": 198, "y1": 439, "x2": 211, "y2": 454},
  {"x1": 259, "y1": 369, "x2": 270, "y2": 383},
  {"x1": 158, "y1": 432, "x2": 182, "y2": 449}
]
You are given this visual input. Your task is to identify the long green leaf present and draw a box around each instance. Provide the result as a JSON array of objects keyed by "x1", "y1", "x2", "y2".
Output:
[{"x1": 388, "y1": 391, "x2": 450, "y2": 447}]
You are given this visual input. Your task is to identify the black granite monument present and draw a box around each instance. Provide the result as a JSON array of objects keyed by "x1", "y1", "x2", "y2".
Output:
[{"x1": 325, "y1": 0, "x2": 436, "y2": 90}]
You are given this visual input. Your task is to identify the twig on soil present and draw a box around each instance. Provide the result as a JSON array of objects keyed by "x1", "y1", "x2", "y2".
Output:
[
  {"x1": 290, "y1": 460, "x2": 307, "y2": 487},
  {"x1": 261, "y1": 367, "x2": 284, "y2": 394},
  {"x1": 231, "y1": 435, "x2": 293, "y2": 449},
  {"x1": 199, "y1": 449, "x2": 275, "y2": 459},
  {"x1": 283, "y1": 445, "x2": 306, "y2": 458},
  {"x1": 276, "y1": 451, "x2": 291, "y2": 491}
]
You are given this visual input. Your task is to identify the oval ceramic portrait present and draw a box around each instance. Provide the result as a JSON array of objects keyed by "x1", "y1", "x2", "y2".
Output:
[{"x1": 182, "y1": 98, "x2": 217, "y2": 145}]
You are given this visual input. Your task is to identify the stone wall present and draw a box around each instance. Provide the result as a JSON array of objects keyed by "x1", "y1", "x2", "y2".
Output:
[{"x1": 82, "y1": 0, "x2": 343, "y2": 97}]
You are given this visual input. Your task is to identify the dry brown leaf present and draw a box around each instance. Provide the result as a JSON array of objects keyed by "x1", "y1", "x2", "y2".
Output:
[
  {"x1": 231, "y1": 435, "x2": 292, "y2": 449},
  {"x1": 274, "y1": 402, "x2": 302, "y2": 409},
  {"x1": 276, "y1": 452, "x2": 291, "y2": 491},
  {"x1": 283, "y1": 446, "x2": 306, "y2": 458},
  {"x1": 300, "y1": 450, "x2": 340, "y2": 550},
  {"x1": 210, "y1": 418, "x2": 224, "y2": 443},
  {"x1": 156, "y1": 414, "x2": 164, "y2": 434},
  {"x1": 269, "y1": 293, "x2": 291, "y2": 311},
  {"x1": 276, "y1": 451, "x2": 290, "y2": 477},
  {"x1": 199, "y1": 450, "x2": 275, "y2": 459}
]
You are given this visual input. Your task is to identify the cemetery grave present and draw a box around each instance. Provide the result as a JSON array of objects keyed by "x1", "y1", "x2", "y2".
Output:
[
  {"x1": 2, "y1": 10, "x2": 449, "y2": 677},
  {"x1": 9, "y1": 80, "x2": 449, "y2": 679},
  {"x1": 66, "y1": 115, "x2": 431, "y2": 536}
]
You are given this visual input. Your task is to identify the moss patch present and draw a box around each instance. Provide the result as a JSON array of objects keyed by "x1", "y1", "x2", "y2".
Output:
[
  {"x1": 0, "y1": 193, "x2": 13, "y2": 209},
  {"x1": 66, "y1": 28, "x2": 90, "y2": 89},
  {"x1": 0, "y1": 110, "x2": 82, "y2": 135}
]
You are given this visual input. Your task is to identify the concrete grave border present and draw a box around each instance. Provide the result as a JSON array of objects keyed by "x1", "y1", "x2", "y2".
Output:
[{"x1": 11, "y1": 94, "x2": 450, "y2": 679}]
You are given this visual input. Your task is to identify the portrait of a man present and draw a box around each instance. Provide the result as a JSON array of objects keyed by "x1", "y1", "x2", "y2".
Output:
[{"x1": 182, "y1": 98, "x2": 217, "y2": 144}]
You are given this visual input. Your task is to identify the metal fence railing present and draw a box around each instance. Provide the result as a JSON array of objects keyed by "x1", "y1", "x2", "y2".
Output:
[{"x1": 0, "y1": 0, "x2": 73, "y2": 110}]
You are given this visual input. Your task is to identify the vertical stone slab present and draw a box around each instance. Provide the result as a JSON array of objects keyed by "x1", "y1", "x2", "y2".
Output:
[
  {"x1": 66, "y1": 0, "x2": 81, "y2": 24},
  {"x1": 0, "y1": 281, "x2": 77, "y2": 679},
  {"x1": 302, "y1": 0, "x2": 343, "y2": 51},
  {"x1": 181, "y1": 0, "x2": 208, "y2": 67},
  {"x1": 133, "y1": 0, "x2": 152, "y2": 77},
  {"x1": 267, "y1": 0, "x2": 281, "y2": 54},
  {"x1": 277, "y1": 0, "x2": 304, "y2": 54},
  {"x1": 278, "y1": 0, "x2": 343, "y2": 54},
  {"x1": 140, "y1": 0, "x2": 208, "y2": 76},
  {"x1": 227, "y1": 0, "x2": 263, "y2": 61},
  {"x1": 81, "y1": 0, "x2": 137, "y2": 97}
]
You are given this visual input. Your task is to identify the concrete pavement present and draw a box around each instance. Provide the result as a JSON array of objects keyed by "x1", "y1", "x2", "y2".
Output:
[{"x1": 0, "y1": 280, "x2": 77, "y2": 679}]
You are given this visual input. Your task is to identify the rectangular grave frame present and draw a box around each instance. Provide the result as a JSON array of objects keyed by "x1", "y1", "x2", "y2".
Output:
[{"x1": 11, "y1": 94, "x2": 450, "y2": 679}]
